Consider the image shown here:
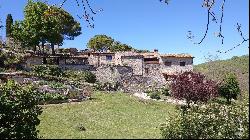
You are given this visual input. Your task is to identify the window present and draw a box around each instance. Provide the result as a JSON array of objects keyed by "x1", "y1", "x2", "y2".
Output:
[
  {"x1": 180, "y1": 62, "x2": 186, "y2": 66},
  {"x1": 106, "y1": 55, "x2": 113, "y2": 61},
  {"x1": 164, "y1": 61, "x2": 172, "y2": 66}
]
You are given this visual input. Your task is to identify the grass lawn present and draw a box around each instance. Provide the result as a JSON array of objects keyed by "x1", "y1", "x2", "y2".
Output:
[{"x1": 38, "y1": 92, "x2": 177, "y2": 139}]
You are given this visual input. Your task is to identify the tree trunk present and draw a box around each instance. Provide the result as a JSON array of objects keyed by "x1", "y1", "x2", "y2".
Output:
[
  {"x1": 38, "y1": 45, "x2": 41, "y2": 55},
  {"x1": 51, "y1": 43, "x2": 55, "y2": 55},
  {"x1": 33, "y1": 45, "x2": 36, "y2": 53},
  {"x1": 42, "y1": 41, "x2": 45, "y2": 54}
]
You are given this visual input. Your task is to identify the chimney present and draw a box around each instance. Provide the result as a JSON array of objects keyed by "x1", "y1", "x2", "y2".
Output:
[{"x1": 154, "y1": 49, "x2": 158, "y2": 53}]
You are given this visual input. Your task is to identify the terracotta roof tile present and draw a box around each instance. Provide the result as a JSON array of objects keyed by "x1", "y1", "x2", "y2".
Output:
[{"x1": 160, "y1": 54, "x2": 194, "y2": 58}]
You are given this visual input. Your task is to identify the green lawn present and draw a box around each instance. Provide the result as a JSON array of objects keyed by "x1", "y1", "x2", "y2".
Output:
[{"x1": 38, "y1": 92, "x2": 177, "y2": 139}]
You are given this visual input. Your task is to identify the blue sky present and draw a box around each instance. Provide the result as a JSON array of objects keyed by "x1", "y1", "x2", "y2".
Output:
[{"x1": 0, "y1": 0, "x2": 249, "y2": 64}]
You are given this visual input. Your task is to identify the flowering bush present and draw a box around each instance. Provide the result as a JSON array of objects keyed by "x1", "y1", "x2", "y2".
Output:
[
  {"x1": 170, "y1": 72, "x2": 218, "y2": 106},
  {"x1": 160, "y1": 102, "x2": 249, "y2": 139}
]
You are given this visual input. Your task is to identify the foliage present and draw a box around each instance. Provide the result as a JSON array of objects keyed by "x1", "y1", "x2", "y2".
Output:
[
  {"x1": 87, "y1": 34, "x2": 133, "y2": 52},
  {"x1": 194, "y1": 55, "x2": 249, "y2": 94},
  {"x1": 6, "y1": 14, "x2": 13, "y2": 37},
  {"x1": 82, "y1": 71, "x2": 96, "y2": 83},
  {"x1": 110, "y1": 41, "x2": 133, "y2": 52},
  {"x1": 160, "y1": 102, "x2": 249, "y2": 139},
  {"x1": 160, "y1": 87, "x2": 170, "y2": 96},
  {"x1": 38, "y1": 92, "x2": 68, "y2": 105},
  {"x1": 149, "y1": 92, "x2": 161, "y2": 100},
  {"x1": 0, "y1": 80, "x2": 42, "y2": 139},
  {"x1": 170, "y1": 71, "x2": 218, "y2": 106},
  {"x1": 87, "y1": 35, "x2": 114, "y2": 51},
  {"x1": 12, "y1": 0, "x2": 81, "y2": 52},
  {"x1": 64, "y1": 70, "x2": 96, "y2": 83},
  {"x1": 32, "y1": 65, "x2": 64, "y2": 77},
  {"x1": 219, "y1": 72, "x2": 241, "y2": 104},
  {"x1": 0, "y1": 50, "x2": 23, "y2": 69}
]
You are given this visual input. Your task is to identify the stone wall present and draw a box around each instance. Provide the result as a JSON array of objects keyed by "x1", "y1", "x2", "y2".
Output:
[
  {"x1": 121, "y1": 56, "x2": 143, "y2": 75},
  {"x1": 88, "y1": 54, "x2": 115, "y2": 67},
  {"x1": 88, "y1": 54, "x2": 99, "y2": 67},
  {"x1": 99, "y1": 55, "x2": 115, "y2": 66},
  {"x1": 94, "y1": 65, "x2": 133, "y2": 84},
  {"x1": 59, "y1": 64, "x2": 94, "y2": 71},
  {"x1": 160, "y1": 57, "x2": 193, "y2": 74},
  {"x1": 114, "y1": 51, "x2": 139, "y2": 65},
  {"x1": 144, "y1": 64, "x2": 167, "y2": 85},
  {"x1": 26, "y1": 56, "x2": 43, "y2": 66},
  {"x1": 93, "y1": 64, "x2": 167, "y2": 93}
]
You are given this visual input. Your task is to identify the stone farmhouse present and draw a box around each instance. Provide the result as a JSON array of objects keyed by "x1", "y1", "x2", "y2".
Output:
[{"x1": 25, "y1": 48, "x2": 194, "y2": 92}]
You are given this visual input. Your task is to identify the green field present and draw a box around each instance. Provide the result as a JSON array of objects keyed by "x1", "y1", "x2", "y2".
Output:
[{"x1": 38, "y1": 92, "x2": 177, "y2": 139}]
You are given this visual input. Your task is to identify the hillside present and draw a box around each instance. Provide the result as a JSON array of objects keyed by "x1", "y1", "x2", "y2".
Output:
[{"x1": 194, "y1": 55, "x2": 249, "y2": 94}]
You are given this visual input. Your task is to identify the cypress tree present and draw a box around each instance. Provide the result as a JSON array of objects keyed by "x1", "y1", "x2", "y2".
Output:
[{"x1": 6, "y1": 14, "x2": 13, "y2": 37}]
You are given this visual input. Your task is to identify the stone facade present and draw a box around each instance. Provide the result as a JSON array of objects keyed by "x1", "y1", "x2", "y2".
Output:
[
  {"x1": 160, "y1": 57, "x2": 193, "y2": 75},
  {"x1": 26, "y1": 56, "x2": 43, "y2": 66},
  {"x1": 121, "y1": 55, "x2": 144, "y2": 75},
  {"x1": 24, "y1": 50, "x2": 194, "y2": 93},
  {"x1": 88, "y1": 53, "x2": 115, "y2": 67},
  {"x1": 94, "y1": 66, "x2": 133, "y2": 84}
]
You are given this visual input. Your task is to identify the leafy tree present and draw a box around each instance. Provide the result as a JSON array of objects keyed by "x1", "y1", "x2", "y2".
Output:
[
  {"x1": 43, "y1": 5, "x2": 81, "y2": 54},
  {"x1": 219, "y1": 73, "x2": 241, "y2": 104},
  {"x1": 170, "y1": 71, "x2": 218, "y2": 106},
  {"x1": 0, "y1": 80, "x2": 42, "y2": 139},
  {"x1": 11, "y1": 0, "x2": 81, "y2": 54},
  {"x1": 110, "y1": 41, "x2": 133, "y2": 52},
  {"x1": 6, "y1": 14, "x2": 13, "y2": 37},
  {"x1": 87, "y1": 35, "x2": 114, "y2": 51},
  {"x1": 87, "y1": 35, "x2": 134, "y2": 52}
]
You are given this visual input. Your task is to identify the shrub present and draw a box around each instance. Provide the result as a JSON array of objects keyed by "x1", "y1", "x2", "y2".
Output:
[
  {"x1": 32, "y1": 65, "x2": 64, "y2": 77},
  {"x1": 219, "y1": 73, "x2": 240, "y2": 104},
  {"x1": 160, "y1": 88, "x2": 170, "y2": 96},
  {"x1": 170, "y1": 72, "x2": 218, "y2": 106},
  {"x1": 48, "y1": 65, "x2": 64, "y2": 77},
  {"x1": 160, "y1": 102, "x2": 249, "y2": 139},
  {"x1": 149, "y1": 92, "x2": 161, "y2": 100},
  {"x1": 0, "y1": 80, "x2": 42, "y2": 139},
  {"x1": 64, "y1": 70, "x2": 96, "y2": 83},
  {"x1": 0, "y1": 50, "x2": 23, "y2": 69},
  {"x1": 38, "y1": 92, "x2": 67, "y2": 104},
  {"x1": 82, "y1": 71, "x2": 96, "y2": 83}
]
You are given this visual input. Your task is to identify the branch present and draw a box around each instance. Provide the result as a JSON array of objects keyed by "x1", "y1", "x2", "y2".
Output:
[
  {"x1": 217, "y1": 23, "x2": 249, "y2": 53},
  {"x1": 218, "y1": 0, "x2": 225, "y2": 45},
  {"x1": 196, "y1": 10, "x2": 210, "y2": 44},
  {"x1": 216, "y1": 38, "x2": 249, "y2": 54},
  {"x1": 188, "y1": 0, "x2": 215, "y2": 45},
  {"x1": 57, "y1": 0, "x2": 102, "y2": 28}
]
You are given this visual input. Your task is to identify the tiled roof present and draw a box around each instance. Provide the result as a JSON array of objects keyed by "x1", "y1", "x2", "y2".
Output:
[
  {"x1": 140, "y1": 52, "x2": 159, "y2": 58},
  {"x1": 160, "y1": 54, "x2": 194, "y2": 58}
]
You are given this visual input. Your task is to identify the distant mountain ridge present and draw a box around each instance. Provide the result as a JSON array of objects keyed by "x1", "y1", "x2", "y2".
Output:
[{"x1": 194, "y1": 55, "x2": 249, "y2": 94}]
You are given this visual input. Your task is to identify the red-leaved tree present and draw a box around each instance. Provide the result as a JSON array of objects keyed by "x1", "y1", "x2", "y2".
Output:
[{"x1": 170, "y1": 72, "x2": 218, "y2": 106}]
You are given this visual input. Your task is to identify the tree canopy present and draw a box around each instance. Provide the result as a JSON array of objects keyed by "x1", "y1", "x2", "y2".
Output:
[
  {"x1": 87, "y1": 35, "x2": 134, "y2": 52},
  {"x1": 11, "y1": 0, "x2": 81, "y2": 54}
]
